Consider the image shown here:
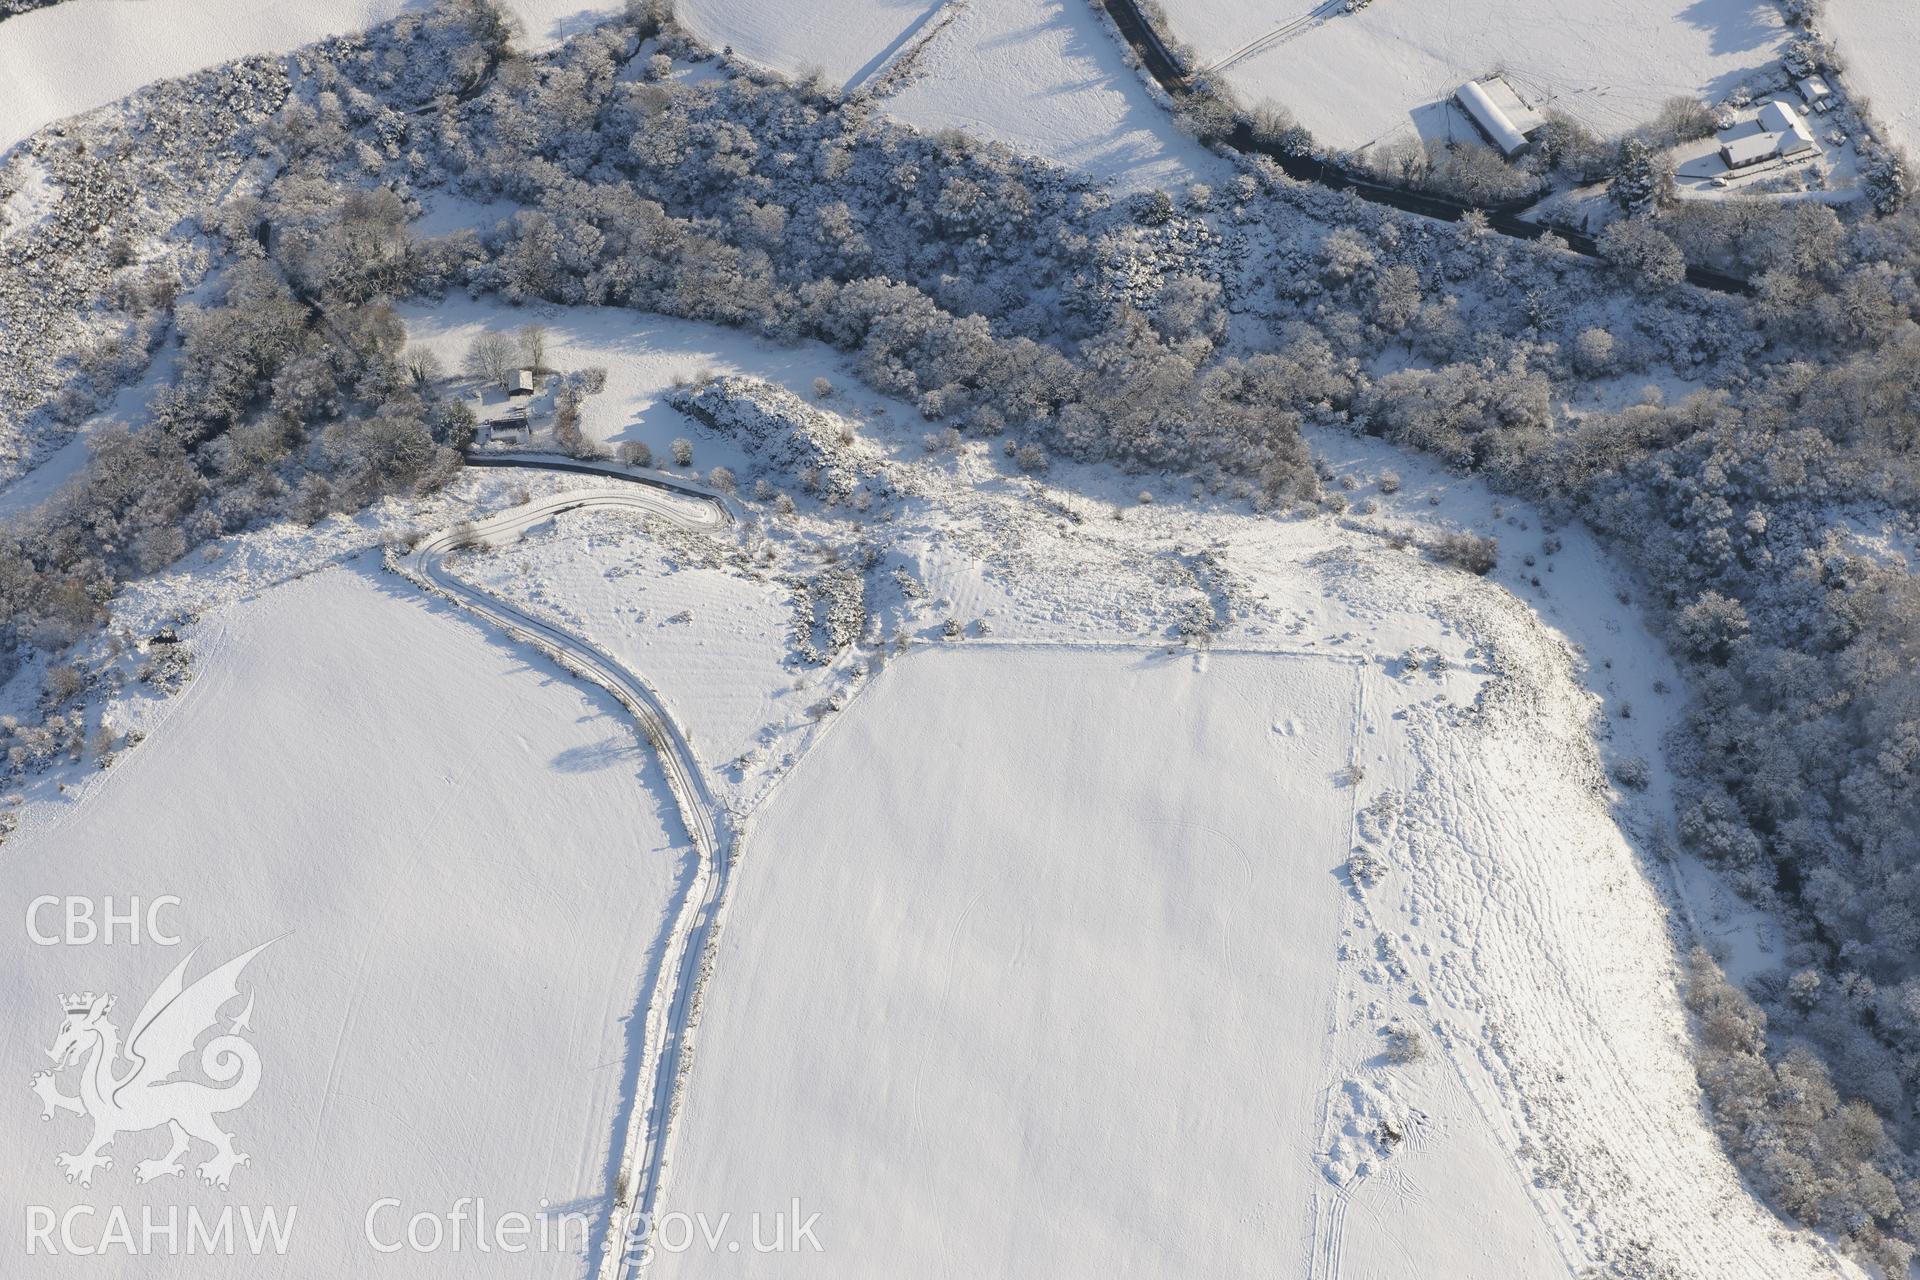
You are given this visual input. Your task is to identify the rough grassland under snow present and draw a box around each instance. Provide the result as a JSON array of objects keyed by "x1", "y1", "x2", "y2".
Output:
[
  {"x1": 1168, "y1": 0, "x2": 1790, "y2": 149},
  {"x1": 0, "y1": 569, "x2": 686, "y2": 1275},
  {"x1": 1823, "y1": 0, "x2": 1920, "y2": 159},
  {"x1": 654, "y1": 645, "x2": 1563, "y2": 1278}
]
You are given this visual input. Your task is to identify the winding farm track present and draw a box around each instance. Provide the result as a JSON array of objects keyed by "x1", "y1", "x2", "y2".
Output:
[{"x1": 393, "y1": 453, "x2": 736, "y2": 1280}]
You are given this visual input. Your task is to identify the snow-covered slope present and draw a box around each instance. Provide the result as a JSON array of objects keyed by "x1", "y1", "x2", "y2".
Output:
[
  {"x1": 0, "y1": 0, "x2": 622, "y2": 158},
  {"x1": 0, "y1": 568, "x2": 688, "y2": 1275}
]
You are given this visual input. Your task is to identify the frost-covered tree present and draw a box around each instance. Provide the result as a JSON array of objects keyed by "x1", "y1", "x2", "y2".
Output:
[
  {"x1": 465, "y1": 331, "x2": 515, "y2": 386},
  {"x1": 1610, "y1": 136, "x2": 1674, "y2": 213},
  {"x1": 517, "y1": 322, "x2": 548, "y2": 372},
  {"x1": 1597, "y1": 218, "x2": 1685, "y2": 288}
]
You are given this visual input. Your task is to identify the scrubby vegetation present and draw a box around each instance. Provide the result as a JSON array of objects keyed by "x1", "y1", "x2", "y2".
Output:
[{"x1": 1686, "y1": 950, "x2": 1916, "y2": 1273}]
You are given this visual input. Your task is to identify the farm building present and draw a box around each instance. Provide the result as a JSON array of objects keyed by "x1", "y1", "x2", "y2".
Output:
[
  {"x1": 1454, "y1": 77, "x2": 1545, "y2": 157},
  {"x1": 1718, "y1": 99, "x2": 1816, "y2": 170},
  {"x1": 1795, "y1": 76, "x2": 1834, "y2": 113},
  {"x1": 478, "y1": 405, "x2": 531, "y2": 447},
  {"x1": 508, "y1": 368, "x2": 536, "y2": 397}
]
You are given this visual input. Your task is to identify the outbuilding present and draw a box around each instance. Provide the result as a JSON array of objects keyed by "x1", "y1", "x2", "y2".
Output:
[
  {"x1": 508, "y1": 368, "x2": 536, "y2": 398},
  {"x1": 480, "y1": 406, "x2": 531, "y2": 446},
  {"x1": 1454, "y1": 78, "x2": 1545, "y2": 158},
  {"x1": 1795, "y1": 76, "x2": 1834, "y2": 113}
]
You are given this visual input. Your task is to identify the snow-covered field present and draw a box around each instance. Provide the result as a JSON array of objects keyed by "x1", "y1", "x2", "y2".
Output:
[
  {"x1": 674, "y1": 0, "x2": 1216, "y2": 190},
  {"x1": 623, "y1": 427, "x2": 1863, "y2": 1277},
  {"x1": 0, "y1": 0, "x2": 1902, "y2": 1269},
  {"x1": 882, "y1": 0, "x2": 1219, "y2": 191},
  {"x1": 0, "y1": 284, "x2": 1864, "y2": 1275},
  {"x1": 1, "y1": 568, "x2": 688, "y2": 1274},
  {"x1": 384, "y1": 308, "x2": 1860, "y2": 1276},
  {"x1": 653, "y1": 644, "x2": 1568, "y2": 1278},
  {"x1": 1824, "y1": 0, "x2": 1920, "y2": 158},
  {"x1": 450, "y1": 511, "x2": 803, "y2": 811},
  {"x1": 674, "y1": 0, "x2": 937, "y2": 91},
  {"x1": 3, "y1": 0, "x2": 1212, "y2": 190},
  {"x1": 0, "y1": 0, "x2": 622, "y2": 158},
  {"x1": 1166, "y1": 0, "x2": 1790, "y2": 150}
]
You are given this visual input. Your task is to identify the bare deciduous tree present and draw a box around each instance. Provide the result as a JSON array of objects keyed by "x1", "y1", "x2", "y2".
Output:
[
  {"x1": 517, "y1": 322, "x2": 549, "y2": 373},
  {"x1": 465, "y1": 332, "x2": 516, "y2": 387}
]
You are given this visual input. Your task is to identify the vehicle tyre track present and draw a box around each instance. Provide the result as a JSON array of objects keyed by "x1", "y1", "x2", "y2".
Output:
[
  {"x1": 392, "y1": 460, "x2": 735, "y2": 1280},
  {"x1": 1204, "y1": 0, "x2": 1344, "y2": 76}
]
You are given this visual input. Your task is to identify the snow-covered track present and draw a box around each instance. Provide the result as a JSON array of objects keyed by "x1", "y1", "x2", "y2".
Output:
[
  {"x1": 394, "y1": 464, "x2": 735, "y2": 1280},
  {"x1": 461, "y1": 449, "x2": 737, "y2": 516},
  {"x1": 1202, "y1": 0, "x2": 1344, "y2": 76}
]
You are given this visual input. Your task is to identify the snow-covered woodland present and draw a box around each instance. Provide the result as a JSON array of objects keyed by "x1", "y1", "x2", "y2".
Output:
[{"x1": 9, "y1": 0, "x2": 1920, "y2": 1268}]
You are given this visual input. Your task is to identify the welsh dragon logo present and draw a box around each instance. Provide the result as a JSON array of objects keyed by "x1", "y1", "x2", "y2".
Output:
[{"x1": 31, "y1": 940, "x2": 276, "y2": 1190}]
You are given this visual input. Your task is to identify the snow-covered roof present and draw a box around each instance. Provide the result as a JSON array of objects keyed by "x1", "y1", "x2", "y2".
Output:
[
  {"x1": 1717, "y1": 99, "x2": 1819, "y2": 169},
  {"x1": 509, "y1": 368, "x2": 536, "y2": 395},
  {"x1": 1757, "y1": 99, "x2": 1816, "y2": 153},
  {"x1": 1455, "y1": 79, "x2": 1537, "y2": 157},
  {"x1": 1796, "y1": 75, "x2": 1832, "y2": 102},
  {"x1": 1720, "y1": 132, "x2": 1781, "y2": 168},
  {"x1": 1478, "y1": 78, "x2": 1545, "y2": 135}
]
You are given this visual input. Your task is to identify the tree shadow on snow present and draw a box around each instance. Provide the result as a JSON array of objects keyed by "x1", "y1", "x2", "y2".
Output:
[{"x1": 1677, "y1": 0, "x2": 1783, "y2": 58}]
